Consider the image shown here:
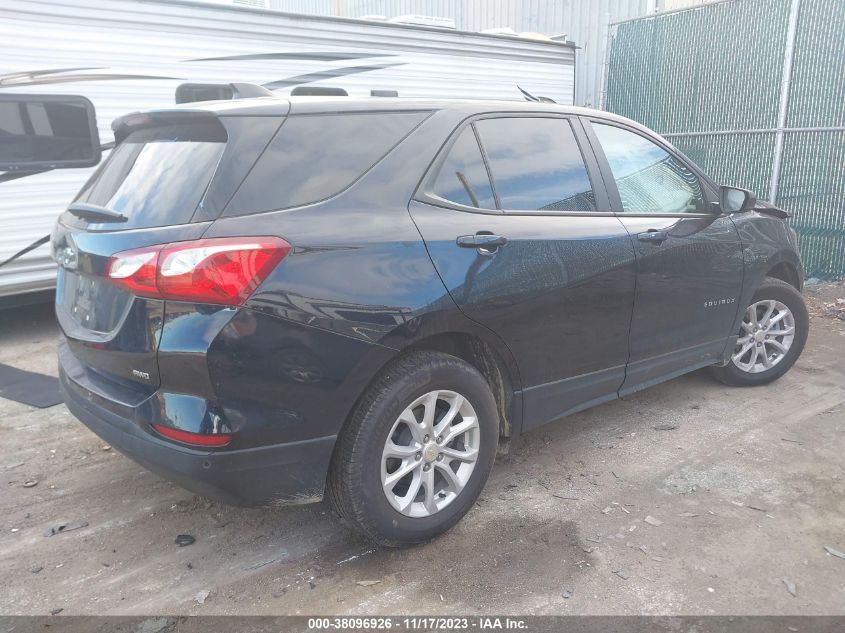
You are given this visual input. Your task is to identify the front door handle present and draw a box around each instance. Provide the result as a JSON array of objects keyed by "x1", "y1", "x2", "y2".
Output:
[
  {"x1": 456, "y1": 234, "x2": 508, "y2": 249},
  {"x1": 637, "y1": 229, "x2": 668, "y2": 244}
]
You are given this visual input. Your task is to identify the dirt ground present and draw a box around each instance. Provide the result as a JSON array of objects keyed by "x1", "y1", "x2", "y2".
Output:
[{"x1": 1, "y1": 283, "x2": 844, "y2": 616}]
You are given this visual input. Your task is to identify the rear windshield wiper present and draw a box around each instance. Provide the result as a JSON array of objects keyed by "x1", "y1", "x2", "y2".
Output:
[{"x1": 66, "y1": 202, "x2": 128, "y2": 223}]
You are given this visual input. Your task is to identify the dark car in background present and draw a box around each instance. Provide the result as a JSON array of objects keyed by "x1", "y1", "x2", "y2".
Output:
[{"x1": 53, "y1": 97, "x2": 808, "y2": 545}]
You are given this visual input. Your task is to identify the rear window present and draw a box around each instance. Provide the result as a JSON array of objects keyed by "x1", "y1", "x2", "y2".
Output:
[
  {"x1": 224, "y1": 111, "x2": 428, "y2": 216},
  {"x1": 72, "y1": 120, "x2": 226, "y2": 229}
]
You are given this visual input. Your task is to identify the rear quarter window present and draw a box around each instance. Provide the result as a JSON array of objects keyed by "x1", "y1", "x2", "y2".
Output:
[
  {"x1": 429, "y1": 127, "x2": 496, "y2": 209},
  {"x1": 224, "y1": 111, "x2": 429, "y2": 216}
]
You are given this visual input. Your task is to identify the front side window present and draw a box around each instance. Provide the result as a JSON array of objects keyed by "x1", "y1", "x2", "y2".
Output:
[
  {"x1": 474, "y1": 117, "x2": 595, "y2": 212},
  {"x1": 593, "y1": 123, "x2": 706, "y2": 214},
  {"x1": 430, "y1": 127, "x2": 495, "y2": 209}
]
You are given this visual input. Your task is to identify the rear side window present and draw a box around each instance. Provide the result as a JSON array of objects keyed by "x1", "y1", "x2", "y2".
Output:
[
  {"x1": 225, "y1": 112, "x2": 428, "y2": 216},
  {"x1": 474, "y1": 117, "x2": 595, "y2": 212},
  {"x1": 73, "y1": 120, "x2": 226, "y2": 229},
  {"x1": 430, "y1": 127, "x2": 495, "y2": 209}
]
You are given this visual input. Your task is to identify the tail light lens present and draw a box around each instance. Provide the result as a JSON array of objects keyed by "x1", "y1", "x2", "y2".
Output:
[
  {"x1": 106, "y1": 236, "x2": 290, "y2": 305},
  {"x1": 152, "y1": 423, "x2": 232, "y2": 447},
  {"x1": 106, "y1": 248, "x2": 159, "y2": 296}
]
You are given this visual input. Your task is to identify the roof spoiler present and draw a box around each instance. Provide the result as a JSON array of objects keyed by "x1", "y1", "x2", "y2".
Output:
[{"x1": 111, "y1": 109, "x2": 220, "y2": 143}]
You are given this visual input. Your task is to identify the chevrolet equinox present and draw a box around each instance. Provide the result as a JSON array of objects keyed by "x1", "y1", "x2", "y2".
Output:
[{"x1": 53, "y1": 97, "x2": 808, "y2": 545}]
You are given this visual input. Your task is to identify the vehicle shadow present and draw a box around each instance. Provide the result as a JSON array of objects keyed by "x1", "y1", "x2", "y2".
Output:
[{"x1": 0, "y1": 299, "x2": 60, "y2": 374}]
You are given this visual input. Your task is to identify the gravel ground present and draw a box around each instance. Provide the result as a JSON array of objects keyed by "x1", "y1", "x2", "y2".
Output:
[{"x1": 1, "y1": 282, "x2": 844, "y2": 616}]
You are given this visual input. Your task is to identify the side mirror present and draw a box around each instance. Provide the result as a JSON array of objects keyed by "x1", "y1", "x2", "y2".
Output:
[
  {"x1": 720, "y1": 186, "x2": 756, "y2": 214},
  {"x1": 0, "y1": 94, "x2": 101, "y2": 172}
]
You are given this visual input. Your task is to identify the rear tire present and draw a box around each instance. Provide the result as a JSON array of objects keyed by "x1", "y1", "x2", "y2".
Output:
[
  {"x1": 327, "y1": 351, "x2": 498, "y2": 547},
  {"x1": 708, "y1": 277, "x2": 808, "y2": 387}
]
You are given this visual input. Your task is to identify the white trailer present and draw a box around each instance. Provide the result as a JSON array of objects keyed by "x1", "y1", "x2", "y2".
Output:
[{"x1": 0, "y1": 0, "x2": 576, "y2": 299}]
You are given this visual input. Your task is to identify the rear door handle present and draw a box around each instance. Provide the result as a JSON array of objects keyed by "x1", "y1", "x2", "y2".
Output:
[
  {"x1": 637, "y1": 230, "x2": 668, "y2": 244},
  {"x1": 456, "y1": 234, "x2": 508, "y2": 249}
]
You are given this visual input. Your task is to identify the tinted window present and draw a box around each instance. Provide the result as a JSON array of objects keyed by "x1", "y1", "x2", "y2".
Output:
[
  {"x1": 474, "y1": 118, "x2": 595, "y2": 212},
  {"x1": 0, "y1": 99, "x2": 98, "y2": 168},
  {"x1": 226, "y1": 112, "x2": 427, "y2": 215},
  {"x1": 430, "y1": 127, "x2": 495, "y2": 209},
  {"x1": 593, "y1": 123, "x2": 705, "y2": 214},
  {"x1": 73, "y1": 120, "x2": 226, "y2": 229}
]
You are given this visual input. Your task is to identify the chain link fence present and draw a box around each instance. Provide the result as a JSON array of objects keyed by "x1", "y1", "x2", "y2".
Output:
[{"x1": 603, "y1": 0, "x2": 845, "y2": 279}]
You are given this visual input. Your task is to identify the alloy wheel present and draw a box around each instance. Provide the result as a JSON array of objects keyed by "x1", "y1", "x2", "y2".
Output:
[
  {"x1": 731, "y1": 299, "x2": 796, "y2": 373},
  {"x1": 380, "y1": 390, "x2": 480, "y2": 518}
]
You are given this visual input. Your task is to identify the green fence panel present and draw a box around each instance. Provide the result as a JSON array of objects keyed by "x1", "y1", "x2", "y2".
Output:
[
  {"x1": 788, "y1": 0, "x2": 845, "y2": 128},
  {"x1": 776, "y1": 130, "x2": 845, "y2": 279},
  {"x1": 605, "y1": 0, "x2": 790, "y2": 134},
  {"x1": 605, "y1": 0, "x2": 845, "y2": 280}
]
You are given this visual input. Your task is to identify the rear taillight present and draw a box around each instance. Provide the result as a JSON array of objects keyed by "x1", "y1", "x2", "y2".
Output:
[
  {"x1": 107, "y1": 248, "x2": 159, "y2": 296},
  {"x1": 106, "y1": 237, "x2": 290, "y2": 305},
  {"x1": 152, "y1": 423, "x2": 232, "y2": 447}
]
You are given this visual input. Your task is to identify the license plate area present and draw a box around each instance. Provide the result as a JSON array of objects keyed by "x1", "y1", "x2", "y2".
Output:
[{"x1": 59, "y1": 268, "x2": 133, "y2": 335}]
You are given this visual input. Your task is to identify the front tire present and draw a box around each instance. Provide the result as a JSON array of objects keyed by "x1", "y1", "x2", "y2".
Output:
[
  {"x1": 327, "y1": 351, "x2": 498, "y2": 547},
  {"x1": 709, "y1": 277, "x2": 808, "y2": 387}
]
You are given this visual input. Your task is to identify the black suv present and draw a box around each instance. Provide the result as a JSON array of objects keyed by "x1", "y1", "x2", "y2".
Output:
[{"x1": 54, "y1": 98, "x2": 808, "y2": 545}]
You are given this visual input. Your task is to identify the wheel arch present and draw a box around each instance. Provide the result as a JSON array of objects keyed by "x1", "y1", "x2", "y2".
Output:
[
  {"x1": 765, "y1": 259, "x2": 803, "y2": 291},
  {"x1": 720, "y1": 244, "x2": 803, "y2": 365},
  {"x1": 338, "y1": 323, "x2": 523, "y2": 446},
  {"x1": 737, "y1": 250, "x2": 803, "y2": 324},
  {"x1": 398, "y1": 331, "x2": 521, "y2": 439}
]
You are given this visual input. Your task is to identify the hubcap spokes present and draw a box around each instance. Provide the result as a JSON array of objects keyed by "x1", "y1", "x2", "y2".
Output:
[
  {"x1": 381, "y1": 390, "x2": 480, "y2": 518},
  {"x1": 731, "y1": 299, "x2": 795, "y2": 374}
]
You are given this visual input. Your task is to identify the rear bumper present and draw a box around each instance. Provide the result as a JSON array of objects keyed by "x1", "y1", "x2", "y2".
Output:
[{"x1": 60, "y1": 366, "x2": 336, "y2": 507}]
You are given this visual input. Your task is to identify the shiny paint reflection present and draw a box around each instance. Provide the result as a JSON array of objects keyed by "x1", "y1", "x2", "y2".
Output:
[
  {"x1": 409, "y1": 200, "x2": 637, "y2": 429},
  {"x1": 55, "y1": 102, "x2": 804, "y2": 465},
  {"x1": 157, "y1": 392, "x2": 230, "y2": 435},
  {"x1": 132, "y1": 303, "x2": 397, "y2": 447},
  {"x1": 52, "y1": 220, "x2": 210, "y2": 391},
  {"x1": 731, "y1": 211, "x2": 803, "y2": 329},
  {"x1": 617, "y1": 214, "x2": 744, "y2": 382},
  {"x1": 208, "y1": 307, "x2": 396, "y2": 445}
]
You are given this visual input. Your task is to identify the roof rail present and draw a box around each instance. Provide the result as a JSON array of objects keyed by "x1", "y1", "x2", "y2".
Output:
[
  {"x1": 290, "y1": 86, "x2": 348, "y2": 96},
  {"x1": 175, "y1": 82, "x2": 276, "y2": 104}
]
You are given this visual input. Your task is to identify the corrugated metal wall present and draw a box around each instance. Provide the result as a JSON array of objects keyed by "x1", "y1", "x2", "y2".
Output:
[
  {"x1": 605, "y1": 0, "x2": 845, "y2": 279},
  {"x1": 1, "y1": 0, "x2": 575, "y2": 297},
  {"x1": 268, "y1": 0, "x2": 658, "y2": 106}
]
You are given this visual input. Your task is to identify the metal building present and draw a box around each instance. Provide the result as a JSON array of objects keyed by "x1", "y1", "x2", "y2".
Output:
[
  {"x1": 0, "y1": 0, "x2": 576, "y2": 298},
  {"x1": 267, "y1": 0, "x2": 662, "y2": 107}
]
